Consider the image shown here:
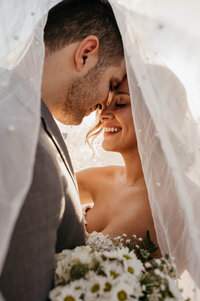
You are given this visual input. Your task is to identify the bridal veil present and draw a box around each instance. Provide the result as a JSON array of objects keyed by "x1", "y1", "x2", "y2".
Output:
[
  {"x1": 0, "y1": 0, "x2": 200, "y2": 300},
  {"x1": 0, "y1": 0, "x2": 60, "y2": 299},
  {"x1": 110, "y1": 0, "x2": 200, "y2": 298}
]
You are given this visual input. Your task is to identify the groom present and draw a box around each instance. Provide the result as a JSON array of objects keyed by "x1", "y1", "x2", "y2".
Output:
[{"x1": 0, "y1": 0, "x2": 125, "y2": 300}]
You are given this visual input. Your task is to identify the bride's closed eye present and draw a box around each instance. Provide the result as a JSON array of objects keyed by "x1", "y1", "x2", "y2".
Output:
[
  {"x1": 115, "y1": 102, "x2": 127, "y2": 107},
  {"x1": 114, "y1": 94, "x2": 130, "y2": 108}
]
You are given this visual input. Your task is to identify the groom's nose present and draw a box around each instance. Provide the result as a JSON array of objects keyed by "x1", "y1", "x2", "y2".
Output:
[{"x1": 97, "y1": 101, "x2": 106, "y2": 111}]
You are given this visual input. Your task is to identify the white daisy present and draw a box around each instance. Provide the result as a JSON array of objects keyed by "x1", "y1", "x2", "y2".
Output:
[
  {"x1": 49, "y1": 286, "x2": 63, "y2": 301},
  {"x1": 132, "y1": 280, "x2": 143, "y2": 299},
  {"x1": 49, "y1": 284, "x2": 82, "y2": 301},
  {"x1": 87, "y1": 274, "x2": 115, "y2": 300},
  {"x1": 69, "y1": 278, "x2": 87, "y2": 294},
  {"x1": 84, "y1": 272, "x2": 106, "y2": 300},
  {"x1": 123, "y1": 259, "x2": 144, "y2": 277},
  {"x1": 122, "y1": 252, "x2": 144, "y2": 277},
  {"x1": 103, "y1": 247, "x2": 134, "y2": 262},
  {"x1": 55, "y1": 259, "x2": 71, "y2": 285},
  {"x1": 71, "y1": 246, "x2": 94, "y2": 267},
  {"x1": 111, "y1": 279, "x2": 132, "y2": 300},
  {"x1": 101, "y1": 260, "x2": 124, "y2": 280},
  {"x1": 118, "y1": 248, "x2": 138, "y2": 262},
  {"x1": 118, "y1": 274, "x2": 143, "y2": 299},
  {"x1": 55, "y1": 249, "x2": 73, "y2": 260}
]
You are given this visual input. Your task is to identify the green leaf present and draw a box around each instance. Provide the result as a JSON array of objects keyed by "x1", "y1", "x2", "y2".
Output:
[
  {"x1": 70, "y1": 263, "x2": 89, "y2": 280},
  {"x1": 143, "y1": 231, "x2": 158, "y2": 255}
]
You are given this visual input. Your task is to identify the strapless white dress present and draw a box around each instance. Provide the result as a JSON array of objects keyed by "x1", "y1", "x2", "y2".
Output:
[{"x1": 82, "y1": 203, "x2": 114, "y2": 251}]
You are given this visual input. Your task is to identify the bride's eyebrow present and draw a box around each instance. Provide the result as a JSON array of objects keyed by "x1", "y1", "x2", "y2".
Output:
[{"x1": 115, "y1": 91, "x2": 130, "y2": 96}]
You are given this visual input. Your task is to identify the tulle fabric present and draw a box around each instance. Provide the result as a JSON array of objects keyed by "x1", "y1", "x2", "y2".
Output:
[
  {"x1": 0, "y1": 1, "x2": 60, "y2": 299},
  {"x1": 110, "y1": 0, "x2": 200, "y2": 299}
]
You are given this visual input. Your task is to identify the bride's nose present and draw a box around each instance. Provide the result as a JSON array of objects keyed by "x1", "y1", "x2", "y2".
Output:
[{"x1": 99, "y1": 106, "x2": 114, "y2": 121}]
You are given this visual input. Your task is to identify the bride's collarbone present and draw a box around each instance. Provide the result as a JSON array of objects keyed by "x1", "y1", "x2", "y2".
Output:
[
  {"x1": 91, "y1": 191, "x2": 148, "y2": 225},
  {"x1": 93, "y1": 181, "x2": 147, "y2": 206}
]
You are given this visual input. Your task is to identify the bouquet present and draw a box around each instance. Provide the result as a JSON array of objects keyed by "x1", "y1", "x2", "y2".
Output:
[{"x1": 49, "y1": 232, "x2": 187, "y2": 301}]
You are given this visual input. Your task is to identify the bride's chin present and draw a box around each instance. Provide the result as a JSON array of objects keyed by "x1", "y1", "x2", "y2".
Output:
[{"x1": 102, "y1": 141, "x2": 115, "y2": 152}]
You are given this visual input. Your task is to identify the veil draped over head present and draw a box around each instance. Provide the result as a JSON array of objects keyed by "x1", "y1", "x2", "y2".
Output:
[
  {"x1": 0, "y1": 0, "x2": 200, "y2": 300},
  {"x1": 0, "y1": 0, "x2": 61, "y2": 299},
  {"x1": 108, "y1": 0, "x2": 200, "y2": 299}
]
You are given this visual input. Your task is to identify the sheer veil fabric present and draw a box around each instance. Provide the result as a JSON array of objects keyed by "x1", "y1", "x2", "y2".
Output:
[
  {"x1": 108, "y1": 0, "x2": 200, "y2": 298},
  {"x1": 0, "y1": 0, "x2": 61, "y2": 299},
  {"x1": 0, "y1": 0, "x2": 200, "y2": 300}
]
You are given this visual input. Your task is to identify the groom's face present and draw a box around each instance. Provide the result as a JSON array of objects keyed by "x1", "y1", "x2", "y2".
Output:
[{"x1": 60, "y1": 60, "x2": 126, "y2": 125}]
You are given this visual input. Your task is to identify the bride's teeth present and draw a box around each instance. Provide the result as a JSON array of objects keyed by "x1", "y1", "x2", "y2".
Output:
[{"x1": 104, "y1": 127, "x2": 121, "y2": 133}]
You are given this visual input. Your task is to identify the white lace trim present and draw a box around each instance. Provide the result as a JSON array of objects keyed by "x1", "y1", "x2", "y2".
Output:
[{"x1": 82, "y1": 203, "x2": 114, "y2": 251}]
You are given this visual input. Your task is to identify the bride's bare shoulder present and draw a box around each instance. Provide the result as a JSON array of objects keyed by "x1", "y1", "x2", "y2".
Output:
[
  {"x1": 76, "y1": 166, "x2": 124, "y2": 203},
  {"x1": 76, "y1": 165, "x2": 123, "y2": 180}
]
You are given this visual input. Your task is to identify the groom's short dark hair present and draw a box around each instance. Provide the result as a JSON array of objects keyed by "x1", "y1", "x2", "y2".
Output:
[{"x1": 44, "y1": 0, "x2": 124, "y2": 66}]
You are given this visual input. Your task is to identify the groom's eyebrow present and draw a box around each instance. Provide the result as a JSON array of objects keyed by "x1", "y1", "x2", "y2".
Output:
[
  {"x1": 110, "y1": 77, "x2": 121, "y2": 90},
  {"x1": 111, "y1": 74, "x2": 127, "y2": 91}
]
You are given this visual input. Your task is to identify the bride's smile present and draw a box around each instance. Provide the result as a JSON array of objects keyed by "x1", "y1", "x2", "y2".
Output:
[{"x1": 103, "y1": 126, "x2": 122, "y2": 134}]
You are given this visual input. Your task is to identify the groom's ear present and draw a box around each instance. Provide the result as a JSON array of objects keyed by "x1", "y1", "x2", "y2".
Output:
[{"x1": 74, "y1": 36, "x2": 99, "y2": 73}]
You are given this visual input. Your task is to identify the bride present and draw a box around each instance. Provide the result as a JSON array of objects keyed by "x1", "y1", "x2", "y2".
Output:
[{"x1": 77, "y1": 76, "x2": 160, "y2": 257}]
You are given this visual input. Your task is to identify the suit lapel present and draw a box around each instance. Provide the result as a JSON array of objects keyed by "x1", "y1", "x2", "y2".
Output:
[{"x1": 40, "y1": 100, "x2": 78, "y2": 192}]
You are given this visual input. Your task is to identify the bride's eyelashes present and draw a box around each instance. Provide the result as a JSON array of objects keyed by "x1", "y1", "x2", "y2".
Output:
[
  {"x1": 115, "y1": 103, "x2": 127, "y2": 107},
  {"x1": 114, "y1": 96, "x2": 130, "y2": 108}
]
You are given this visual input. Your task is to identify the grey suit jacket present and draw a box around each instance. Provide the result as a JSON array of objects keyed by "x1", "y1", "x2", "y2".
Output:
[{"x1": 0, "y1": 101, "x2": 85, "y2": 301}]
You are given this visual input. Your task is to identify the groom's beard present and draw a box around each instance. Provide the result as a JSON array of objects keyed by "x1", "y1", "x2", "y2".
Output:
[{"x1": 62, "y1": 65, "x2": 103, "y2": 125}]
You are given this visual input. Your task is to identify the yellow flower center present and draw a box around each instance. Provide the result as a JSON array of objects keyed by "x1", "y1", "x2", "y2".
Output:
[
  {"x1": 110, "y1": 271, "x2": 118, "y2": 279},
  {"x1": 75, "y1": 285, "x2": 81, "y2": 290},
  {"x1": 123, "y1": 255, "x2": 131, "y2": 260},
  {"x1": 118, "y1": 290, "x2": 127, "y2": 300},
  {"x1": 104, "y1": 282, "x2": 112, "y2": 292},
  {"x1": 128, "y1": 267, "x2": 134, "y2": 274},
  {"x1": 64, "y1": 296, "x2": 75, "y2": 301},
  {"x1": 91, "y1": 283, "x2": 100, "y2": 293}
]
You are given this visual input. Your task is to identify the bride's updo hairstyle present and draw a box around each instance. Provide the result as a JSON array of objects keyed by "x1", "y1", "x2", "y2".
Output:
[{"x1": 44, "y1": 0, "x2": 124, "y2": 68}]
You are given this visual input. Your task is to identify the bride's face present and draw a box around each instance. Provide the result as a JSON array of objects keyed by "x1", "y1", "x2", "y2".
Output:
[{"x1": 100, "y1": 78, "x2": 137, "y2": 153}]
